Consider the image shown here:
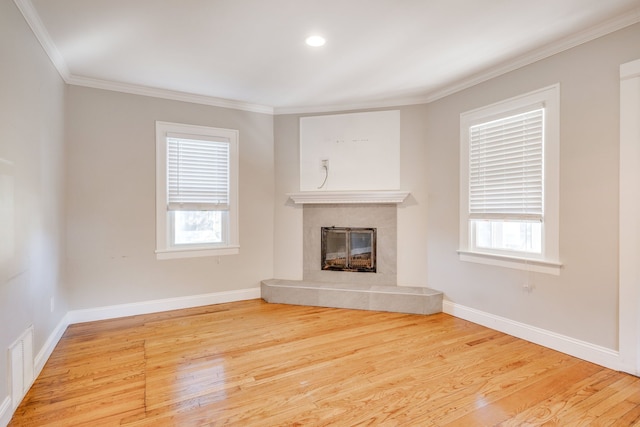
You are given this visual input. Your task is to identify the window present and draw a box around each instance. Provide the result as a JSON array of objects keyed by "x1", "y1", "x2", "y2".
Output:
[
  {"x1": 156, "y1": 121, "x2": 239, "y2": 259},
  {"x1": 459, "y1": 85, "x2": 560, "y2": 274}
]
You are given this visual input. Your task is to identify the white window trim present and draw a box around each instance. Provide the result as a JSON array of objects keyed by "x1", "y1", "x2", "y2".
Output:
[
  {"x1": 459, "y1": 84, "x2": 561, "y2": 275},
  {"x1": 619, "y1": 58, "x2": 640, "y2": 375},
  {"x1": 156, "y1": 121, "x2": 239, "y2": 260}
]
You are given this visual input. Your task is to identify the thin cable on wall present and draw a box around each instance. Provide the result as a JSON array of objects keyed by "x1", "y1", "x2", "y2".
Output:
[{"x1": 318, "y1": 164, "x2": 328, "y2": 189}]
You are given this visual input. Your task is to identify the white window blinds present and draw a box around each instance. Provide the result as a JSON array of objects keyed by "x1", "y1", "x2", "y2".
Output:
[
  {"x1": 469, "y1": 108, "x2": 544, "y2": 220},
  {"x1": 167, "y1": 134, "x2": 230, "y2": 211}
]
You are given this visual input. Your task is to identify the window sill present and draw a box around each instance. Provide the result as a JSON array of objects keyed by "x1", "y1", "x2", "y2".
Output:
[
  {"x1": 156, "y1": 245, "x2": 239, "y2": 260},
  {"x1": 457, "y1": 250, "x2": 562, "y2": 275}
]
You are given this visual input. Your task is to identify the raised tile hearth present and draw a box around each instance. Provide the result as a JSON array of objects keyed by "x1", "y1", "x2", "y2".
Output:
[{"x1": 261, "y1": 279, "x2": 443, "y2": 315}]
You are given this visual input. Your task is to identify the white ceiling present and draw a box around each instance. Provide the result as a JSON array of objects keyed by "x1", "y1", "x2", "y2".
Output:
[{"x1": 18, "y1": 0, "x2": 640, "y2": 113}]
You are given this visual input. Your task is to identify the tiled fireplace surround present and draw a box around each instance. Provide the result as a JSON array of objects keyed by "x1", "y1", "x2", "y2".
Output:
[
  {"x1": 304, "y1": 204, "x2": 396, "y2": 285},
  {"x1": 262, "y1": 202, "x2": 443, "y2": 315}
]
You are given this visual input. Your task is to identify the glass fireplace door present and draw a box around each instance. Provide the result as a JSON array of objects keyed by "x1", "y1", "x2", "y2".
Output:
[{"x1": 321, "y1": 227, "x2": 376, "y2": 272}]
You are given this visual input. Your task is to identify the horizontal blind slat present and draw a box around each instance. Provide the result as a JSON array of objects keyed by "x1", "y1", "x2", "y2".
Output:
[
  {"x1": 469, "y1": 108, "x2": 544, "y2": 217},
  {"x1": 167, "y1": 137, "x2": 230, "y2": 208}
]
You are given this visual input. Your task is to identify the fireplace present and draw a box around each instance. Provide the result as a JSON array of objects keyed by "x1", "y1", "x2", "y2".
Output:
[
  {"x1": 303, "y1": 204, "x2": 395, "y2": 285},
  {"x1": 321, "y1": 227, "x2": 376, "y2": 272}
]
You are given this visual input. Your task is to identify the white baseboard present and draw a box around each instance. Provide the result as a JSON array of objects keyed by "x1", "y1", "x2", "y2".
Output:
[
  {"x1": 67, "y1": 287, "x2": 261, "y2": 324},
  {"x1": 33, "y1": 287, "x2": 259, "y2": 378},
  {"x1": 2, "y1": 287, "x2": 261, "y2": 427},
  {"x1": 0, "y1": 396, "x2": 11, "y2": 427},
  {"x1": 7, "y1": 291, "x2": 622, "y2": 427},
  {"x1": 443, "y1": 300, "x2": 620, "y2": 371},
  {"x1": 35, "y1": 313, "x2": 70, "y2": 377}
]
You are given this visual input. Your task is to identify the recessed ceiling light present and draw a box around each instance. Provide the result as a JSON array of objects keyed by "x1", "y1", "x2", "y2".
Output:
[{"x1": 305, "y1": 35, "x2": 326, "y2": 47}]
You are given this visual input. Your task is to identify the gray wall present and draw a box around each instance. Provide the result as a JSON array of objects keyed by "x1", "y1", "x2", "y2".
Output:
[
  {"x1": 65, "y1": 86, "x2": 275, "y2": 309},
  {"x1": 425, "y1": 23, "x2": 640, "y2": 350},
  {"x1": 2, "y1": 0, "x2": 639, "y2": 417},
  {"x1": 0, "y1": 0, "x2": 68, "y2": 411},
  {"x1": 274, "y1": 23, "x2": 640, "y2": 350},
  {"x1": 1, "y1": 2, "x2": 275, "y2": 415}
]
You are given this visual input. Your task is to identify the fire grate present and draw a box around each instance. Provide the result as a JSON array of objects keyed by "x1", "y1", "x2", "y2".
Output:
[{"x1": 321, "y1": 227, "x2": 376, "y2": 272}]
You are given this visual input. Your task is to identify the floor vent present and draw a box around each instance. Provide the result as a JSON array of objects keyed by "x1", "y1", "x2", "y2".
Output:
[{"x1": 9, "y1": 326, "x2": 34, "y2": 409}]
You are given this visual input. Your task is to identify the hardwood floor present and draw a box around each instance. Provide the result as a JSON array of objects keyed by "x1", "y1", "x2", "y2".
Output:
[{"x1": 9, "y1": 299, "x2": 640, "y2": 426}]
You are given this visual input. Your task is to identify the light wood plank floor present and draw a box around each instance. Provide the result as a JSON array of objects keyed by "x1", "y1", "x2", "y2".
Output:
[{"x1": 9, "y1": 299, "x2": 640, "y2": 426}]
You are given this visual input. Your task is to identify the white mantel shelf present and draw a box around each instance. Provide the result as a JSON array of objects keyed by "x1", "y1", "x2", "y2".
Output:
[{"x1": 287, "y1": 190, "x2": 410, "y2": 205}]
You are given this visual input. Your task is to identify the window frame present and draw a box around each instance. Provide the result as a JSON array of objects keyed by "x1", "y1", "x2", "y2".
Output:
[
  {"x1": 155, "y1": 121, "x2": 239, "y2": 260},
  {"x1": 458, "y1": 85, "x2": 561, "y2": 275}
]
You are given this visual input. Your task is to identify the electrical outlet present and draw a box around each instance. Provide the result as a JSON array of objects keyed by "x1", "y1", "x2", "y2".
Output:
[{"x1": 321, "y1": 159, "x2": 329, "y2": 169}]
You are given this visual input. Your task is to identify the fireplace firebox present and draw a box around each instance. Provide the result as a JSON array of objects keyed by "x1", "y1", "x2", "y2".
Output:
[{"x1": 321, "y1": 227, "x2": 376, "y2": 272}]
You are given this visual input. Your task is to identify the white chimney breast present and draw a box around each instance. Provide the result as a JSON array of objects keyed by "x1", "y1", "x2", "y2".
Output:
[{"x1": 299, "y1": 110, "x2": 400, "y2": 192}]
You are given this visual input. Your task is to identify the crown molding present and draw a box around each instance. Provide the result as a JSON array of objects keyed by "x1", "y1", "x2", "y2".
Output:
[
  {"x1": 66, "y1": 75, "x2": 274, "y2": 114},
  {"x1": 273, "y1": 96, "x2": 432, "y2": 115},
  {"x1": 13, "y1": 0, "x2": 70, "y2": 80},
  {"x1": 13, "y1": 0, "x2": 273, "y2": 115},
  {"x1": 15, "y1": 0, "x2": 640, "y2": 116},
  {"x1": 275, "y1": 8, "x2": 640, "y2": 115},
  {"x1": 422, "y1": 8, "x2": 640, "y2": 104}
]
